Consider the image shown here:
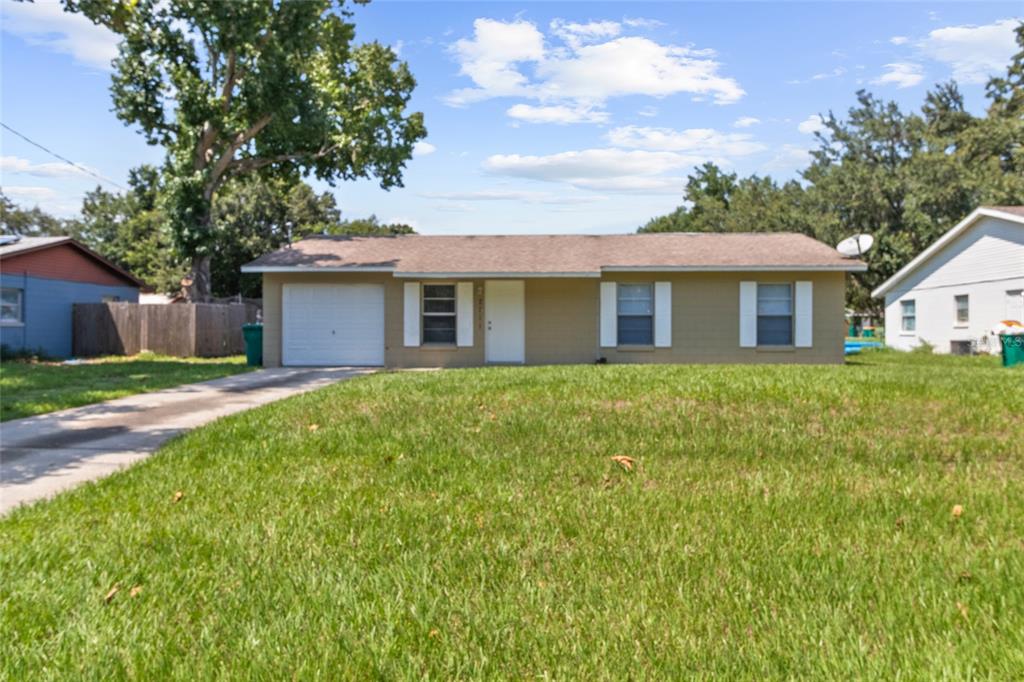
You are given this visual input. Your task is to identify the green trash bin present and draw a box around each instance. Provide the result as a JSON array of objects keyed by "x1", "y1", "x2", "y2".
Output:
[
  {"x1": 999, "y1": 334, "x2": 1024, "y2": 368},
  {"x1": 242, "y1": 323, "x2": 263, "y2": 367}
]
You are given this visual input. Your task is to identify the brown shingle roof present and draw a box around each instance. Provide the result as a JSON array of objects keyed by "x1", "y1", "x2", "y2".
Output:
[{"x1": 242, "y1": 232, "x2": 865, "y2": 274}]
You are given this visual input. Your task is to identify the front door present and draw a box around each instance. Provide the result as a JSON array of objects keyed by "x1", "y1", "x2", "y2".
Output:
[{"x1": 485, "y1": 280, "x2": 525, "y2": 363}]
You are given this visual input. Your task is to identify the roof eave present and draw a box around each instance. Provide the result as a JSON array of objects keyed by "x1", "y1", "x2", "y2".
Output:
[
  {"x1": 241, "y1": 264, "x2": 867, "y2": 275},
  {"x1": 870, "y1": 207, "x2": 1024, "y2": 298}
]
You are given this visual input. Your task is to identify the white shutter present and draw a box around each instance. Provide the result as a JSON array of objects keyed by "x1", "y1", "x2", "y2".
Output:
[
  {"x1": 739, "y1": 281, "x2": 757, "y2": 348},
  {"x1": 403, "y1": 282, "x2": 420, "y2": 347},
  {"x1": 654, "y1": 281, "x2": 672, "y2": 348},
  {"x1": 456, "y1": 282, "x2": 474, "y2": 347},
  {"x1": 600, "y1": 282, "x2": 617, "y2": 348},
  {"x1": 795, "y1": 281, "x2": 813, "y2": 347}
]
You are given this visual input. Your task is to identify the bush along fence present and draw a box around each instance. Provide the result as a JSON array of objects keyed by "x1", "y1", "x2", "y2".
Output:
[{"x1": 72, "y1": 302, "x2": 259, "y2": 358}]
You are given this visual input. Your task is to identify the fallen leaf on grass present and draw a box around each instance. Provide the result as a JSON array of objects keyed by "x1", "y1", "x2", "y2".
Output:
[
  {"x1": 956, "y1": 601, "x2": 969, "y2": 622},
  {"x1": 173, "y1": 491, "x2": 184, "y2": 503},
  {"x1": 308, "y1": 424, "x2": 319, "y2": 432},
  {"x1": 610, "y1": 455, "x2": 637, "y2": 472},
  {"x1": 951, "y1": 504, "x2": 963, "y2": 518},
  {"x1": 428, "y1": 629, "x2": 440, "y2": 638},
  {"x1": 130, "y1": 585, "x2": 142, "y2": 598},
  {"x1": 104, "y1": 585, "x2": 119, "y2": 603}
]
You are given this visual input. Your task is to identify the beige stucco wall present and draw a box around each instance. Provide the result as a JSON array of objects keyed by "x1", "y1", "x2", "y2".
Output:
[{"x1": 262, "y1": 271, "x2": 847, "y2": 367}]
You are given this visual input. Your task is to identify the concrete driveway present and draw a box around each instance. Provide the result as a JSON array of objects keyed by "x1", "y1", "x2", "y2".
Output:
[{"x1": 0, "y1": 367, "x2": 372, "y2": 514}]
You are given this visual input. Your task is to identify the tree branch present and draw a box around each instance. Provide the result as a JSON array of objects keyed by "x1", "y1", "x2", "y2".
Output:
[
  {"x1": 221, "y1": 49, "x2": 236, "y2": 114},
  {"x1": 226, "y1": 144, "x2": 338, "y2": 177},
  {"x1": 203, "y1": 113, "x2": 275, "y2": 198}
]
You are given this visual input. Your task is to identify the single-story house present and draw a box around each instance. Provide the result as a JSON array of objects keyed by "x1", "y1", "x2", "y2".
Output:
[
  {"x1": 871, "y1": 206, "x2": 1024, "y2": 355},
  {"x1": 241, "y1": 232, "x2": 866, "y2": 368},
  {"x1": 0, "y1": 236, "x2": 143, "y2": 358}
]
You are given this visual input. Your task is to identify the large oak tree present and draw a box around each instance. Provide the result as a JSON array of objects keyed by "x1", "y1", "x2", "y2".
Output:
[{"x1": 64, "y1": 0, "x2": 426, "y2": 300}]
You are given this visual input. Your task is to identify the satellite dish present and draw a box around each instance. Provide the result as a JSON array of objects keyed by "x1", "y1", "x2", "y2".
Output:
[{"x1": 836, "y1": 234, "x2": 874, "y2": 258}]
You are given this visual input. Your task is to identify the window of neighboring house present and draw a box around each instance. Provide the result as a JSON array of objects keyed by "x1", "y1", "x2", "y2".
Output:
[
  {"x1": 0, "y1": 288, "x2": 23, "y2": 325},
  {"x1": 617, "y1": 283, "x2": 654, "y2": 345},
  {"x1": 901, "y1": 300, "x2": 916, "y2": 332},
  {"x1": 954, "y1": 294, "x2": 969, "y2": 325},
  {"x1": 757, "y1": 283, "x2": 793, "y2": 346},
  {"x1": 1006, "y1": 290, "x2": 1023, "y2": 323},
  {"x1": 422, "y1": 284, "x2": 456, "y2": 344}
]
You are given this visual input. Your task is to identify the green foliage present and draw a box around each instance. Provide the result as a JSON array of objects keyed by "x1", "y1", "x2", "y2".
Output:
[
  {"x1": 2, "y1": 354, "x2": 1022, "y2": 676},
  {"x1": 63, "y1": 0, "x2": 426, "y2": 299},
  {"x1": 326, "y1": 214, "x2": 415, "y2": 237},
  {"x1": 642, "y1": 23, "x2": 1024, "y2": 313},
  {"x1": 210, "y1": 176, "x2": 343, "y2": 298},
  {"x1": 67, "y1": 166, "x2": 187, "y2": 294},
  {"x1": 1, "y1": 171, "x2": 415, "y2": 297},
  {"x1": 0, "y1": 193, "x2": 73, "y2": 237}
]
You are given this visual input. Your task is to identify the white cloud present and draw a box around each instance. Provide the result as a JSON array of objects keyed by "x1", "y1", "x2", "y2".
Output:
[
  {"x1": 763, "y1": 145, "x2": 813, "y2": 174},
  {"x1": 2, "y1": 186, "x2": 59, "y2": 203},
  {"x1": 413, "y1": 141, "x2": 437, "y2": 157},
  {"x1": 871, "y1": 62, "x2": 925, "y2": 88},
  {"x1": 421, "y1": 189, "x2": 606, "y2": 205},
  {"x1": 637, "y1": 106, "x2": 659, "y2": 118},
  {"x1": 0, "y1": 1, "x2": 118, "y2": 71},
  {"x1": 483, "y1": 148, "x2": 699, "y2": 194},
  {"x1": 733, "y1": 116, "x2": 760, "y2": 128},
  {"x1": 797, "y1": 115, "x2": 825, "y2": 135},
  {"x1": 890, "y1": 36, "x2": 910, "y2": 45},
  {"x1": 506, "y1": 104, "x2": 609, "y2": 125},
  {"x1": 550, "y1": 19, "x2": 621, "y2": 49},
  {"x1": 446, "y1": 18, "x2": 745, "y2": 109},
  {"x1": 623, "y1": 17, "x2": 667, "y2": 30},
  {"x1": 606, "y1": 125, "x2": 766, "y2": 156},
  {"x1": 446, "y1": 18, "x2": 546, "y2": 106},
  {"x1": 535, "y1": 37, "x2": 744, "y2": 104},
  {"x1": 918, "y1": 18, "x2": 1020, "y2": 84},
  {"x1": 812, "y1": 67, "x2": 847, "y2": 80},
  {"x1": 0, "y1": 155, "x2": 96, "y2": 179},
  {"x1": 788, "y1": 67, "x2": 846, "y2": 85}
]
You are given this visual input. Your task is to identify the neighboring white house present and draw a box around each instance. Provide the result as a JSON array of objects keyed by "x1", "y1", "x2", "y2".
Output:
[{"x1": 872, "y1": 206, "x2": 1024, "y2": 355}]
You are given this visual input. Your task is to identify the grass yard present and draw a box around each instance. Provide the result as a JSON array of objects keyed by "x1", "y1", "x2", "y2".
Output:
[
  {"x1": 2, "y1": 351, "x2": 1022, "y2": 678},
  {"x1": 0, "y1": 353, "x2": 253, "y2": 421}
]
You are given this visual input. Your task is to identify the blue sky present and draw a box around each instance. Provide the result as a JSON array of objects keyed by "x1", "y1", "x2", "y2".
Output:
[{"x1": 1, "y1": 2, "x2": 1020, "y2": 234}]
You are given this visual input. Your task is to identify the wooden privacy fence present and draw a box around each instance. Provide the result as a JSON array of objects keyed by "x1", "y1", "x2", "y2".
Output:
[{"x1": 73, "y1": 302, "x2": 259, "y2": 357}]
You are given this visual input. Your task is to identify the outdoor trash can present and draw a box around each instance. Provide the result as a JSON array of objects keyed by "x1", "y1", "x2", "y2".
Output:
[
  {"x1": 242, "y1": 323, "x2": 263, "y2": 366},
  {"x1": 1000, "y1": 334, "x2": 1024, "y2": 368}
]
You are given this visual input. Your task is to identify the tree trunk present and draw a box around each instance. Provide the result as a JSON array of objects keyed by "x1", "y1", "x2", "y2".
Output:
[{"x1": 184, "y1": 254, "x2": 213, "y2": 302}]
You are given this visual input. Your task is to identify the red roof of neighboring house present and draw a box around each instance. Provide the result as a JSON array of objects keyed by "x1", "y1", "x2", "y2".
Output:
[{"x1": 0, "y1": 236, "x2": 145, "y2": 288}]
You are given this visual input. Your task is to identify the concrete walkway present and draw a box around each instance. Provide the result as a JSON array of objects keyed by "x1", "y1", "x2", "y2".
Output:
[{"x1": 0, "y1": 367, "x2": 372, "y2": 514}]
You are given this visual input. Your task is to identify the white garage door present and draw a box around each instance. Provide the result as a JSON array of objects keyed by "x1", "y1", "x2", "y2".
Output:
[{"x1": 282, "y1": 283, "x2": 385, "y2": 366}]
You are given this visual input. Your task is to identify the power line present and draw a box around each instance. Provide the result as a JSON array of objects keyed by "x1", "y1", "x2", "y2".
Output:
[{"x1": 1, "y1": 122, "x2": 127, "y2": 190}]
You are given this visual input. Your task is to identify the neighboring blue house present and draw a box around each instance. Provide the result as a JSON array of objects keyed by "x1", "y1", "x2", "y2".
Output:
[{"x1": 0, "y1": 236, "x2": 143, "y2": 358}]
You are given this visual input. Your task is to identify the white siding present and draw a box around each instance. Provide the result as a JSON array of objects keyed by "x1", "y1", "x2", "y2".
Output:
[{"x1": 884, "y1": 216, "x2": 1024, "y2": 354}]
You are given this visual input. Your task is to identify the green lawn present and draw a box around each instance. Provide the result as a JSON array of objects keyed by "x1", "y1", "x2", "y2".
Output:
[
  {"x1": 2, "y1": 351, "x2": 1022, "y2": 678},
  {"x1": 0, "y1": 353, "x2": 253, "y2": 421}
]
